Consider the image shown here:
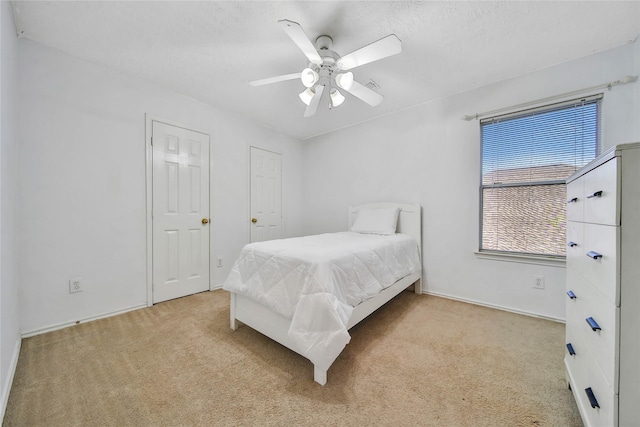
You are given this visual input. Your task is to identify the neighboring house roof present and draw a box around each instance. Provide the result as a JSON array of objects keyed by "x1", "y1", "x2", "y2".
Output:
[
  {"x1": 482, "y1": 164, "x2": 578, "y2": 185},
  {"x1": 482, "y1": 164, "x2": 575, "y2": 256}
]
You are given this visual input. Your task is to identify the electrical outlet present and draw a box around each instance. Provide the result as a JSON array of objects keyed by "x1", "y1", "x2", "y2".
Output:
[
  {"x1": 533, "y1": 275, "x2": 545, "y2": 290},
  {"x1": 217, "y1": 258, "x2": 223, "y2": 268},
  {"x1": 69, "y1": 277, "x2": 83, "y2": 293}
]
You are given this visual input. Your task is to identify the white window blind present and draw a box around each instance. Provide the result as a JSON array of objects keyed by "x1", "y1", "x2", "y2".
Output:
[{"x1": 480, "y1": 95, "x2": 601, "y2": 256}]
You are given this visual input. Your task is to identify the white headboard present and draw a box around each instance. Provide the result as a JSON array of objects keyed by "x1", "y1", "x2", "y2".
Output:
[{"x1": 348, "y1": 203, "x2": 422, "y2": 253}]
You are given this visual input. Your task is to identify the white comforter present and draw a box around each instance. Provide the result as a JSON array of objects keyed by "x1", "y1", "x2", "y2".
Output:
[{"x1": 222, "y1": 231, "x2": 421, "y2": 371}]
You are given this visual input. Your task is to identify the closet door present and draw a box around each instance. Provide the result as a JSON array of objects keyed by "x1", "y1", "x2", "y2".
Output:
[
  {"x1": 249, "y1": 147, "x2": 282, "y2": 243},
  {"x1": 152, "y1": 121, "x2": 210, "y2": 303}
]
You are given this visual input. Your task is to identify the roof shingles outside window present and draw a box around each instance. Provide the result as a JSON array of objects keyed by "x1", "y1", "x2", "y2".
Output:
[{"x1": 482, "y1": 164, "x2": 577, "y2": 256}]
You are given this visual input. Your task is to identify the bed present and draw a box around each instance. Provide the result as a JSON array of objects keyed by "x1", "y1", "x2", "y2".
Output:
[{"x1": 223, "y1": 202, "x2": 422, "y2": 385}]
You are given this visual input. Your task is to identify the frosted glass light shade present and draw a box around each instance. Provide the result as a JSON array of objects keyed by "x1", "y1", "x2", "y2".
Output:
[
  {"x1": 299, "y1": 88, "x2": 314, "y2": 105},
  {"x1": 330, "y1": 89, "x2": 345, "y2": 107},
  {"x1": 301, "y1": 68, "x2": 319, "y2": 88},
  {"x1": 335, "y1": 72, "x2": 354, "y2": 90}
]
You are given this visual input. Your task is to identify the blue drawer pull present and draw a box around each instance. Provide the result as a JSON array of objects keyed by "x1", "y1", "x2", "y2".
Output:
[
  {"x1": 568, "y1": 241, "x2": 578, "y2": 247},
  {"x1": 586, "y1": 317, "x2": 601, "y2": 331},
  {"x1": 587, "y1": 251, "x2": 602, "y2": 260},
  {"x1": 585, "y1": 387, "x2": 600, "y2": 409},
  {"x1": 566, "y1": 343, "x2": 575, "y2": 356},
  {"x1": 567, "y1": 290, "x2": 576, "y2": 299},
  {"x1": 587, "y1": 190, "x2": 603, "y2": 199},
  {"x1": 567, "y1": 197, "x2": 578, "y2": 203}
]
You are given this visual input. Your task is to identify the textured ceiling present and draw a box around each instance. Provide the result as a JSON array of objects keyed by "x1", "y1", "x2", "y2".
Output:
[{"x1": 10, "y1": 1, "x2": 640, "y2": 140}]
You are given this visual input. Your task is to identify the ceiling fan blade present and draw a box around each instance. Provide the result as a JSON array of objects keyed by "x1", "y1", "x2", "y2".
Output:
[
  {"x1": 336, "y1": 34, "x2": 402, "y2": 71},
  {"x1": 278, "y1": 19, "x2": 323, "y2": 66},
  {"x1": 249, "y1": 72, "x2": 301, "y2": 86},
  {"x1": 304, "y1": 85, "x2": 325, "y2": 117},
  {"x1": 344, "y1": 80, "x2": 383, "y2": 106}
]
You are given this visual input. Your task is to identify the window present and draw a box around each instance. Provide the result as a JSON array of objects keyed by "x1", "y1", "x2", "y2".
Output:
[{"x1": 480, "y1": 95, "x2": 601, "y2": 257}]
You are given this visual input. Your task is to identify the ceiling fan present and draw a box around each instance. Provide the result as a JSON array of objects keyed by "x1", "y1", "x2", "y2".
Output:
[{"x1": 249, "y1": 20, "x2": 402, "y2": 117}]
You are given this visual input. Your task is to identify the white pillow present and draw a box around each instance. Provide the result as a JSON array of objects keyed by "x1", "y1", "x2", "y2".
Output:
[{"x1": 350, "y1": 207, "x2": 400, "y2": 235}]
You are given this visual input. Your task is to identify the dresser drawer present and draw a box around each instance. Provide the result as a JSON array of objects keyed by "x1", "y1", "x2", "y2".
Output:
[
  {"x1": 567, "y1": 270, "x2": 619, "y2": 392},
  {"x1": 566, "y1": 221, "x2": 585, "y2": 273},
  {"x1": 582, "y1": 297, "x2": 619, "y2": 393},
  {"x1": 582, "y1": 223, "x2": 619, "y2": 306},
  {"x1": 566, "y1": 270, "x2": 592, "y2": 377},
  {"x1": 566, "y1": 342, "x2": 618, "y2": 427},
  {"x1": 565, "y1": 315, "x2": 588, "y2": 384},
  {"x1": 583, "y1": 158, "x2": 620, "y2": 226},
  {"x1": 567, "y1": 175, "x2": 584, "y2": 222},
  {"x1": 581, "y1": 361, "x2": 619, "y2": 427}
]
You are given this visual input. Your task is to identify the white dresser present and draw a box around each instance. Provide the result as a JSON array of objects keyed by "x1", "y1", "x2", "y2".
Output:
[{"x1": 565, "y1": 142, "x2": 640, "y2": 427}]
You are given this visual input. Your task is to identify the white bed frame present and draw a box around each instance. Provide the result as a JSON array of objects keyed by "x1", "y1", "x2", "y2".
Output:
[{"x1": 229, "y1": 203, "x2": 423, "y2": 385}]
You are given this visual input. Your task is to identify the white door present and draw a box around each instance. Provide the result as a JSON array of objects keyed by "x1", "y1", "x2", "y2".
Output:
[
  {"x1": 250, "y1": 147, "x2": 282, "y2": 242},
  {"x1": 152, "y1": 121, "x2": 210, "y2": 303}
]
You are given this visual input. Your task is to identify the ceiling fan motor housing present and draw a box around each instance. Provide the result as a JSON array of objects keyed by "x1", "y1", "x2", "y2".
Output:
[
  {"x1": 306, "y1": 45, "x2": 340, "y2": 87},
  {"x1": 315, "y1": 35, "x2": 333, "y2": 50}
]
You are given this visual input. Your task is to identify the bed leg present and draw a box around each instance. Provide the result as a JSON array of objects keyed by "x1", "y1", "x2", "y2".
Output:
[
  {"x1": 314, "y1": 366, "x2": 327, "y2": 386},
  {"x1": 414, "y1": 278, "x2": 422, "y2": 294},
  {"x1": 230, "y1": 292, "x2": 238, "y2": 331}
]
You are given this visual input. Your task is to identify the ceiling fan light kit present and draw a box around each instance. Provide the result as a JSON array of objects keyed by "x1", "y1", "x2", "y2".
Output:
[
  {"x1": 335, "y1": 72, "x2": 354, "y2": 91},
  {"x1": 249, "y1": 19, "x2": 402, "y2": 117},
  {"x1": 330, "y1": 89, "x2": 345, "y2": 107},
  {"x1": 301, "y1": 67, "x2": 319, "y2": 88},
  {"x1": 299, "y1": 87, "x2": 315, "y2": 105}
]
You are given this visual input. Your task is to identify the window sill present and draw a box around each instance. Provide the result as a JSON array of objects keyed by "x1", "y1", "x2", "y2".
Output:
[{"x1": 474, "y1": 251, "x2": 566, "y2": 267}]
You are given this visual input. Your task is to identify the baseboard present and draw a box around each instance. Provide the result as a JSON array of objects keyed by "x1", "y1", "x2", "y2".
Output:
[
  {"x1": 1, "y1": 335, "x2": 21, "y2": 421},
  {"x1": 423, "y1": 290, "x2": 565, "y2": 323},
  {"x1": 21, "y1": 303, "x2": 148, "y2": 338}
]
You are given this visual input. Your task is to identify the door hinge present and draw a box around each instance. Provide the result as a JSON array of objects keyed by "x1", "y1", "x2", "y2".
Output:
[{"x1": 150, "y1": 136, "x2": 153, "y2": 146}]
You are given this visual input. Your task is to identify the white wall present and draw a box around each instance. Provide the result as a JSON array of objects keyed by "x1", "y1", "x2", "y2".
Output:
[
  {"x1": 0, "y1": 0, "x2": 20, "y2": 418},
  {"x1": 302, "y1": 41, "x2": 639, "y2": 321},
  {"x1": 17, "y1": 39, "x2": 304, "y2": 334}
]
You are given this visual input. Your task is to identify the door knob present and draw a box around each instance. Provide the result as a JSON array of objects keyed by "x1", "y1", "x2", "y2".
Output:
[
  {"x1": 251, "y1": 218, "x2": 257, "y2": 223},
  {"x1": 202, "y1": 218, "x2": 209, "y2": 224}
]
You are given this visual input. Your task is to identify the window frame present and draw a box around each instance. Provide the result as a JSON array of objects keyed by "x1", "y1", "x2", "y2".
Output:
[{"x1": 478, "y1": 95, "x2": 602, "y2": 260}]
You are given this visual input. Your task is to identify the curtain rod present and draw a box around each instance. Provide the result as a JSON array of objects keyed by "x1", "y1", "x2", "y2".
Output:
[{"x1": 462, "y1": 75, "x2": 638, "y2": 121}]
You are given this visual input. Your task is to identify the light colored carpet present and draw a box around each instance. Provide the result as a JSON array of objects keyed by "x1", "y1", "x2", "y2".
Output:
[{"x1": 3, "y1": 290, "x2": 582, "y2": 426}]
